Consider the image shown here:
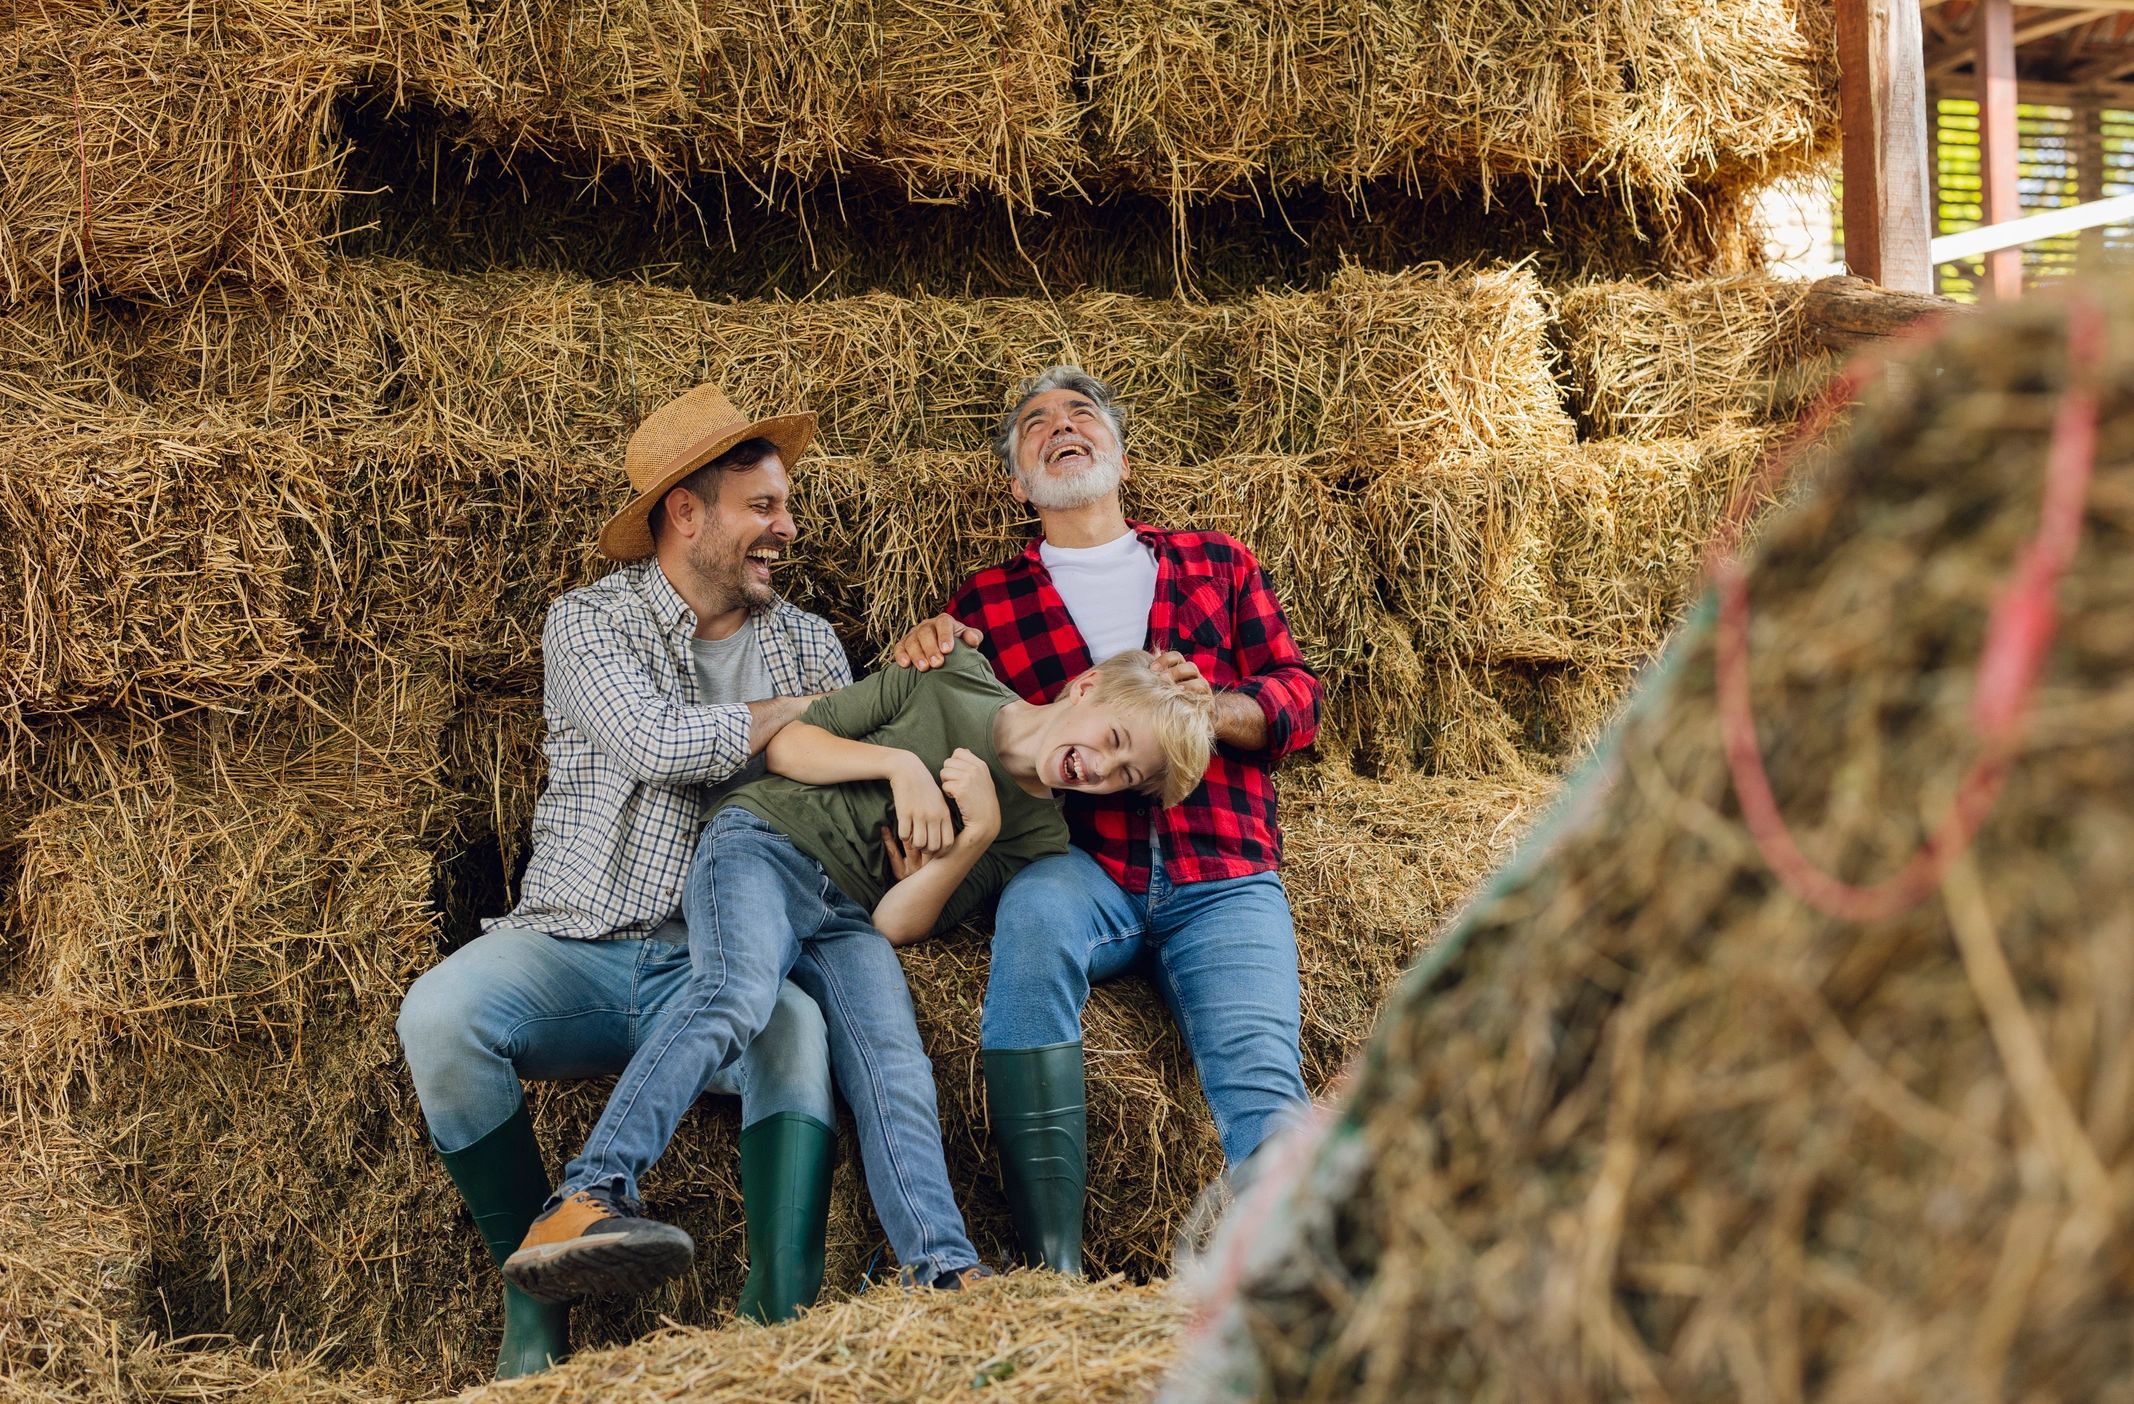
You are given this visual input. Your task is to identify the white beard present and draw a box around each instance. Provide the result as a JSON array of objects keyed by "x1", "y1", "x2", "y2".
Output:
[{"x1": 1016, "y1": 448, "x2": 1124, "y2": 510}]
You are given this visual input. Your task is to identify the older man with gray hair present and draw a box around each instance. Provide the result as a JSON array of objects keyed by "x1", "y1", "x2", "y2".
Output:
[{"x1": 891, "y1": 366, "x2": 1321, "y2": 1274}]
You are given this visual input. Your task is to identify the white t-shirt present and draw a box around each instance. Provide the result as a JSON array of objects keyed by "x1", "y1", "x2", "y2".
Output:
[{"x1": 1038, "y1": 531, "x2": 1159, "y2": 662}]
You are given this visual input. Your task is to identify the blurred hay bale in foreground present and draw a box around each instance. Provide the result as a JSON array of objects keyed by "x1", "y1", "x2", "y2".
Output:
[
  {"x1": 1174, "y1": 285, "x2": 2134, "y2": 1402},
  {"x1": 0, "y1": 15, "x2": 350, "y2": 303}
]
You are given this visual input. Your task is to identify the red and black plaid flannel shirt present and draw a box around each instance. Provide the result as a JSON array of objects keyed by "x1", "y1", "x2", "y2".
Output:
[{"x1": 943, "y1": 522, "x2": 1321, "y2": 893}]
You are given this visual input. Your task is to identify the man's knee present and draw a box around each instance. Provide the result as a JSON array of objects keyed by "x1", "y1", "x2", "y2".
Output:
[
  {"x1": 742, "y1": 982, "x2": 834, "y2": 1126},
  {"x1": 396, "y1": 961, "x2": 485, "y2": 1081},
  {"x1": 994, "y1": 858, "x2": 1100, "y2": 943}
]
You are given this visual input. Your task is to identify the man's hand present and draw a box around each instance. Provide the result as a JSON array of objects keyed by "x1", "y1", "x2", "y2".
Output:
[
  {"x1": 892, "y1": 615, "x2": 984, "y2": 671},
  {"x1": 882, "y1": 825, "x2": 936, "y2": 881},
  {"x1": 1152, "y1": 650, "x2": 1212, "y2": 698},
  {"x1": 936, "y1": 748, "x2": 1001, "y2": 844},
  {"x1": 887, "y1": 752, "x2": 955, "y2": 854},
  {"x1": 745, "y1": 693, "x2": 828, "y2": 757},
  {"x1": 1153, "y1": 650, "x2": 1269, "y2": 750}
]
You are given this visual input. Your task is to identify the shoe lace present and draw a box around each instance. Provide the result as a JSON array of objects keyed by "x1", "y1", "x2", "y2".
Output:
[{"x1": 581, "y1": 1186, "x2": 645, "y2": 1220}]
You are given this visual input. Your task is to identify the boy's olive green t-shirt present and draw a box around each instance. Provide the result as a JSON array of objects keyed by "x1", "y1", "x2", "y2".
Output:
[{"x1": 717, "y1": 647, "x2": 1070, "y2": 933}]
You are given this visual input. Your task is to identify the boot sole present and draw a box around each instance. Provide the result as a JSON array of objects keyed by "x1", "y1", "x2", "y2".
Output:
[{"x1": 504, "y1": 1227, "x2": 695, "y2": 1304}]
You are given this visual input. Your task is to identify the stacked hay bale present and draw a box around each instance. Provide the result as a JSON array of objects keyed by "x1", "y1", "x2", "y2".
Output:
[
  {"x1": 2, "y1": 3, "x2": 1849, "y2": 1397},
  {"x1": 4, "y1": 0, "x2": 1834, "y2": 294},
  {"x1": 464, "y1": 1275, "x2": 1180, "y2": 1404},
  {"x1": 0, "y1": 245, "x2": 1799, "y2": 1391},
  {"x1": 1169, "y1": 286, "x2": 2132, "y2": 1401}
]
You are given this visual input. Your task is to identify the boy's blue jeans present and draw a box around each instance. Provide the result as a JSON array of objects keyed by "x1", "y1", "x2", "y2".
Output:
[
  {"x1": 398, "y1": 926, "x2": 834, "y2": 1154},
  {"x1": 981, "y1": 845, "x2": 1311, "y2": 1168},
  {"x1": 556, "y1": 806, "x2": 979, "y2": 1285}
]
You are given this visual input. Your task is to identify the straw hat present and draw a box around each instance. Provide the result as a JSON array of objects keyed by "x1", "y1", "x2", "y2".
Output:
[{"x1": 598, "y1": 384, "x2": 816, "y2": 561}]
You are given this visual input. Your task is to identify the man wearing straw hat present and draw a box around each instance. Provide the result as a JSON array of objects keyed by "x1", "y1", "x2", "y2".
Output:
[
  {"x1": 396, "y1": 385, "x2": 851, "y2": 1379},
  {"x1": 891, "y1": 365, "x2": 1320, "y2": 1275}
]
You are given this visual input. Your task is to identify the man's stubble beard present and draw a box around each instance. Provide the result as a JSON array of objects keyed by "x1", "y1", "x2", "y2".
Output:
[
  {"x1": 1015, "y1": 449, "x2": 1124, "y2": 511},
  {"x1": 688, "y1": 521, "x2": 776, "y2": 615}
]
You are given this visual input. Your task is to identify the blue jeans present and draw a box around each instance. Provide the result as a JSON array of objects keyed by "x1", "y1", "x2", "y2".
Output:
[
  {"x1": 558, "y1": 806, "x2": 978, "y2": 1284},
  {"x1": 982, "y1": 845, "x2": 1310, "y2": 1167},
  {"x1": 398, "y1": 925, "x2": 835, "y2": 1154}
]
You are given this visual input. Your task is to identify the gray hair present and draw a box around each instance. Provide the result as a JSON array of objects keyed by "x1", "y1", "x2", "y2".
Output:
[{"x1": 991, "y1": 365, "x2": 1128, "y2": 474}]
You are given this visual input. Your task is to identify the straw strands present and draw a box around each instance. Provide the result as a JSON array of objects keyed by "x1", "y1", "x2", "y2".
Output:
[
  {"x1": 467, "y1": 1275, "x2": 1183, "y2": 1404},
  {"x1": 0, "y1": 256, "x2": 1815, "y2": 775},
  {"x1": 0, "y1": 2, "x2": 1833, "y2": 306},
  {"x1": 1171, "y1": 284, "x2": 2134, "y2": 1403},
  {"x1": 0, "y1": 740, "x2": 1552, "y2": 1393},
  {"x1": 0, "y1": 14, "x2": 352, "y2": 302},
  {"x1": 0, "y1": 415, "x2": 329, "y2": 729},
  {"x1": 1555, "y1": 274, "x2": 1825, "y2": 438},
  {"x1": 1080, "y1": 0, "x2": 1833, "y2": 211},
  {"x1": 0, "y1": 242, "x2": 1833, "y2": 1392}
]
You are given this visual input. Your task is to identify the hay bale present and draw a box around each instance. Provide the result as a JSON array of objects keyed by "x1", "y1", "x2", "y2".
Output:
[
  {"x1": 5, "y1": 698, "x2": 1547, "y2": 1390},
  {"x1": 403, "y1": 0, "x2": 1082, "y2": 207},
  {"x1": 0, "y1": 413, "x2": 329, "y2": 743},
  {"x1": 9, "y1": 678, "x2": 453, "y2": 1072},
  {"x1": 1554, "y1": 273, "x2": 1827, "y2": 439},
  {"x1": 468, "y1": 1274, "x2": 1183, "y2": 1404},
  {"x1": 1078, "y1": 0, "x2": 1834, "y2": 210},
  {"x1": 326, "y1": 432, "x2": 611, "y2": 690},
  {"x1": 0, "y1": 15, "x2": 350, "y2": 304},
  {"x1": 1174, "y1": 284, "x2": 2134, "y2": 1401},
  {"x1": 1230, "y1": 265, "x2": 1573, "y2": 464},
  {"x1": 0, "y1": 1004, "x2": 148, "y2": 1390},
  {"x1": 1, "y1": 255, "x2": 1560, "y2": 473},
  {"x1": 1538, "y1": 424, "x2": 1777, "y2": 664}
]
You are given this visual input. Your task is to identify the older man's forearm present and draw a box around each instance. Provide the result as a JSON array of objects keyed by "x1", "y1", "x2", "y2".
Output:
[
  {"x1": 1212, "y1": 690, "x2": 1270, "y2": 750},
  {"x1": 745, "y1": 694, "x2": 820, "y2": 756}
]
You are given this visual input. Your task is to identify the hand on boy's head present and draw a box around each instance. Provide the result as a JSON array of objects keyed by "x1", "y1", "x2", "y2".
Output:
[
  {"x1": 892, "y1": 615, "x2": 984, "y2": 671},
  {"x1": 937, "y1": 747, "x2": 1001, "y2": 836},
  {"x1": 1153, "y1": 650, "x2": 1211, "y2": 697}
]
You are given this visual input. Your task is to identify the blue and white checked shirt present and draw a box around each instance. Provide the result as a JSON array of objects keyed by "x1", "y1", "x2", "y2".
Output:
[{"x1": 496, "y1": 560, "x2": 852, "y2": 941}]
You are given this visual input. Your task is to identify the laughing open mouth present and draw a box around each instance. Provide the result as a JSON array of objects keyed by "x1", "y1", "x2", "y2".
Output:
[
  {"x1": 1060, "y1": 747, "x2": 1086, "y2": 784},
  {"x1": 1046, "y1": 438, "x2": 1093, "y2": 470}
]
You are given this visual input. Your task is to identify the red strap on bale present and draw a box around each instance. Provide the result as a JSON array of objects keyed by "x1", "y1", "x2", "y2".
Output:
[{"x1": 1709, "y1": 294, "x2": 2104, "y2": 924}]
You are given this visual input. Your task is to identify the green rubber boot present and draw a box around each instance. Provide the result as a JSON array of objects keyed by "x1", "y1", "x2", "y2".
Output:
[
  {"x1": 982, "y1": 1042, "x2": 1086, "y2": 1276},
  {"x1": 733, "y1": 1112, "x2": 835, "y2": 1323},
  {"x1": 434, "y1": 1104, "x2": 572, "y2": 1379}
]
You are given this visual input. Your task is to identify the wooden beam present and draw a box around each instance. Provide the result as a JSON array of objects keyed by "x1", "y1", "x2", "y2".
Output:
[
  {"x1": 1977, "y1": 0, "x2": 2023, "y2": 299},
  {"x1": 1931, "y1": 191, "x2": 2134, "y2": 259},
  {"x1": 1925, "y1": 7, "x2": 2113, "y2": 75},
  {"x1": 1936, "y1": 73, "x2": 2134, "y2": 105},
  {"x1": 1802, "y1": 275, "x2": 1964, "y2": 353},
  {"x1": 2074, "y1": 49, "x2": 2134, "y2": 81},
  {"x1": 1839, "y1": 0, "x2": 1935, "y2": 291}
]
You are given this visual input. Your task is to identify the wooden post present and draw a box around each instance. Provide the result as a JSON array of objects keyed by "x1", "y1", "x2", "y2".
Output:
[
  {"x1": 2077, "y1": 93, "x2": 2106, "y2": 269},
  {"x1": 1927, "y1": 82, "x2": 1942, "y2": 292},
  {"x1": 1976, "y1": 0, "x2": 2022, "y2": 299},
  {"x1": 1838, "y1": 0, "x2": 1934, "y2": 291}
]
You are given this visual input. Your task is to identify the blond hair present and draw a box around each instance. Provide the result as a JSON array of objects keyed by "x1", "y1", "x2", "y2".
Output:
[{"x1": 1079, "y1": 650, "x2": 1217, "y2": 807}]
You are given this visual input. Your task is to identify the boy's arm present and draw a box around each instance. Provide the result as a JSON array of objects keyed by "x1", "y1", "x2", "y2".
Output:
[
  {"x1": 764, "y1": 722, "x2": 955, "y2": 855},
  {"x1": 870, "y1": 749, "x2": 1001, "y2": 945}
]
